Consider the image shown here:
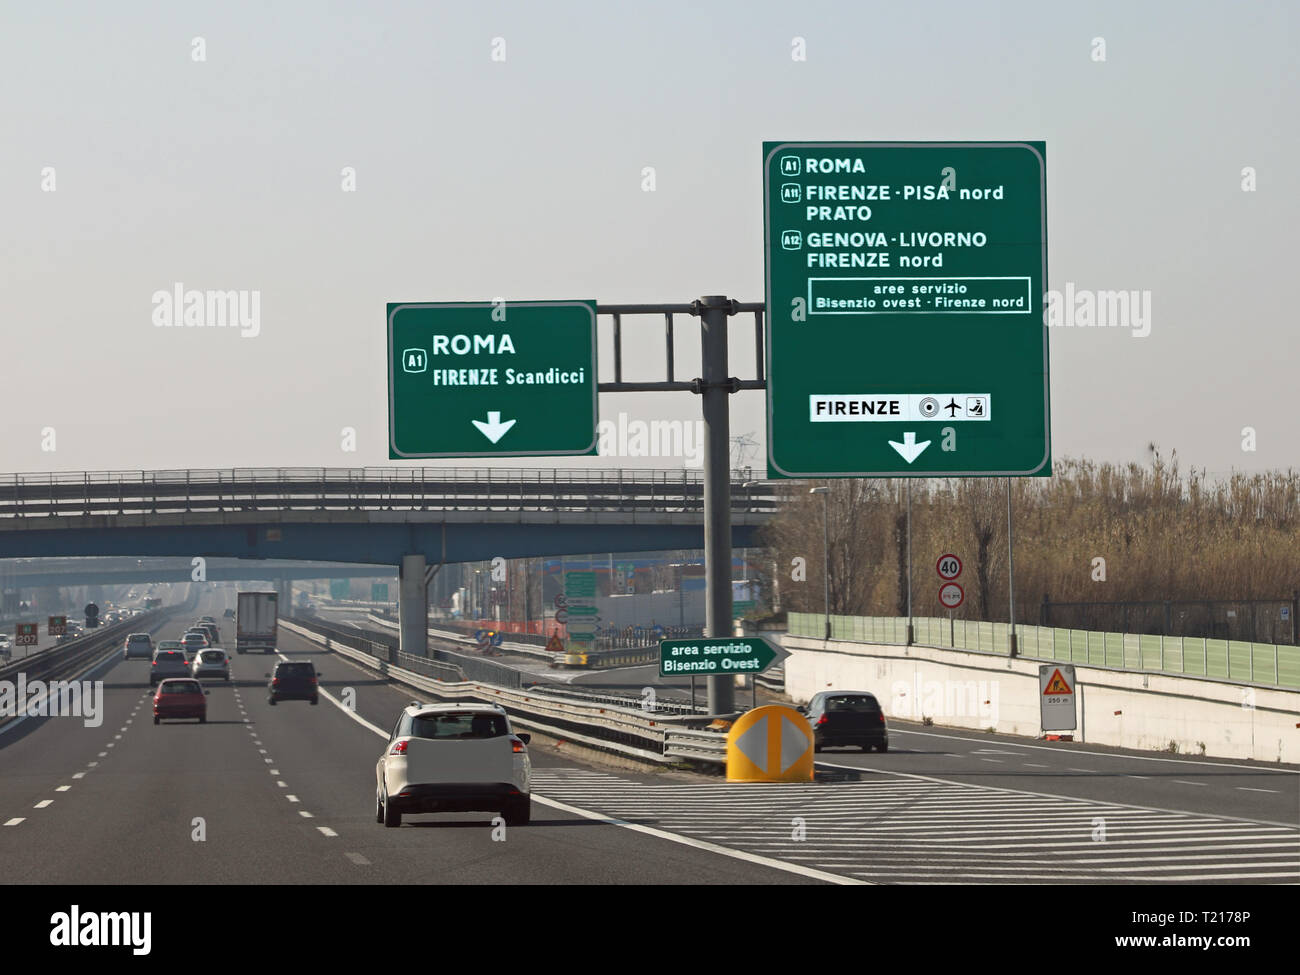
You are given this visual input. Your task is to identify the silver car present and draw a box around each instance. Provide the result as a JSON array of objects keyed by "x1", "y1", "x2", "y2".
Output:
[{"x1": 191, "y1": 649, "x2": 231, "y2": 681}]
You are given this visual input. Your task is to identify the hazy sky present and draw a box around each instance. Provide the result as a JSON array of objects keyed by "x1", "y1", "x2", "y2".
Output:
[{"x1": 3, "y1": 0, "x2": 1296, "y2": 477}]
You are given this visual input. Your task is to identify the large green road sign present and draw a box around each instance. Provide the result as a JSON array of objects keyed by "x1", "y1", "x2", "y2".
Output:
[
  {"x1": 659, "y1": 637, "x2": 787, "y2": 677},
  {"x1": 388, "y1": 300, "x2": 598, "y2": 459},
  {"x1": 763, "y1": 142, "x2": 1049, "y2": 477}
]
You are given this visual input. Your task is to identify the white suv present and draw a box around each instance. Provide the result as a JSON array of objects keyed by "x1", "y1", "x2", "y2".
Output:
[{"x1": 375, "y1": 703, "x2": 531, "y2": 828}]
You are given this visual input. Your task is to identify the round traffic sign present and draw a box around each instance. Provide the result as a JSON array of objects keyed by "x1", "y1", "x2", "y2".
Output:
[
  {"x1": 936, "y1": 554, "x2": 962, "y2": 580},
  {"x1": 84, "y1": 603, "x2": 99, "y2": 617},
  {"x1": 938, "y1": 582, "x2": 964, "y2": 608}
]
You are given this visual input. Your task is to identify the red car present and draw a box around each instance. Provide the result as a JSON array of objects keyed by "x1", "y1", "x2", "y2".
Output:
[{"x1": 153, "y1": 678, "x2": 208, "y2": 724}]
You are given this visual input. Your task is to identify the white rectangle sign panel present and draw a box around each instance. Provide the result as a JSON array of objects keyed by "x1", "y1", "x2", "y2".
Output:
[{"x1": 1038, "y1": 664, "x2": 1077, "y2": 732}]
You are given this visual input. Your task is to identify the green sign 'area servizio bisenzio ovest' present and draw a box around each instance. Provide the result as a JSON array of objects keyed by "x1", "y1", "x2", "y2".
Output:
[
  {"x1": 388, "y1": 301, "x2": 598, "y2": 458},
  {"x1": 763, "y1": 142, "x2": 1050, "y2": 477}
]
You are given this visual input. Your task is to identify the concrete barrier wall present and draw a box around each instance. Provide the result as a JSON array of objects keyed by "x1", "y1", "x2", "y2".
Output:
[{"x1": 785, "y1": 636, "x2": 1300, "y2": 764}]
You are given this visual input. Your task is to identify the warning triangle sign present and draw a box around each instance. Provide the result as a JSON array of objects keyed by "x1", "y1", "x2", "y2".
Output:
[
  {"x1": 545, "y1": 634, "x2": 565, "y2": 654},
  {"x1": 1043, "y1": 668, "x2": 1072, "y2": 695}
]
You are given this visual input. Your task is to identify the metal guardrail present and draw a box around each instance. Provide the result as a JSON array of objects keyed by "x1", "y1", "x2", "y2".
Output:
[
  {"x1": 0, "y1": 610, "x2": 171, "y2": 727},
  {"x1": 290, "y1": 616, "x2": 523, "y2": 688},
  {"x1": 0, "y1": 467, "x2": 783, "y2": 519},
  {"x1": 282, "y1": 619, "x2": 728, "y2": 765}
]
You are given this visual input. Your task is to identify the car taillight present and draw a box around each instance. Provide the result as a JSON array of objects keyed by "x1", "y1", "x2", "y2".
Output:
[
  {"x1": 512, "y1": 738, "x2": 527, "y2": 753},
  {"x1": 271, "y1": 678, "x2": 279, "y2": 685},
  {"x1": 816, "y1": 714, "x2": 828, "y2": 725},
  {"x1": 389, "y1": 740, "x2": 408, "y2": 755},
  {"x1": 877, "y1": 713, "x2": 886, "y2": 725},
  {"x1": 309, "y1": 677, "x2": 317, "y2": 685}
]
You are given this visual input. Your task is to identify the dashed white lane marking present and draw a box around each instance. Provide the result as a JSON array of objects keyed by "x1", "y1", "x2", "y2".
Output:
[
  {"x1": 114, "y1": 735, "x2": 121, "y2": 740},
  {"x1": 345, "y1": 852, "x2": 370, "y2": 865},
  {"x1": 55, "y1": 786, "x2": 70, "y2": 792},
  {"x1": 317, "y1": 827, "x2": 337, "y2": 837},
  {"x1": 1173, "y1": 780, "x2": 1207, "y2": 787},
  {"x1": 259, "y1": 749, "x2": 267, "y2": 754},
  {"x1": 1128, "y1": 774, "x2": 1151, "y2": 780},
  {"x1": 97, "y1": 752, "x2": 107, "y2": 757},
  {"x1": 299, "y1": 811, "x2": 314, "y2": 818},
  {"x1": 4, "y1": 818, "x2": 24, "y2": 826},
  {"x1": 1024, "y1": 763, "x2": 1049, "y2": 768},
  {"x1": 87, "y1": 762, "x2": 98, "y2": 768},
  {"x1": 34, "y1": 800, "x2": 52, "y2": 809},
  {"x1": 286, "y1": 795, "x2": 299, "y2": 803},
  {"x1": 276, "y1": 781, "x2": 287, "y2": 788},
  {"x1": 979, "y1": 758, "x2": 1004, "y2": 764},
  {"x1": 264, "y1": 758, "x2": 273, "y2": 764},
  {"x1": 270, "y1": 769, "x2": 279, "y2": 775},
  {"x1": 72, "y1": 773, "x2": 85, "y2": 780},
  {"x1": 1239, "y1": 787, "x2": 1280, "y2": 794}
]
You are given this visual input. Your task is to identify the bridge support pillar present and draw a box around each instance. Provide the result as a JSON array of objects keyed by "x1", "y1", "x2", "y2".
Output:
[{"x1": 399, "y1": 554, "x2": 428, "y2": 658}]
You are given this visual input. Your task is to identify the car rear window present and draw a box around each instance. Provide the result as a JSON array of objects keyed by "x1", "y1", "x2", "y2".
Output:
[
  {"x1": 201, "y1": 651, "x2": 224, "y2": 662},
  {"x1": 128, "y1": 634, "x2": 151, "y2": 643},
  {"x1": 276, "y1": 663, "x2": 315, "y2": 676},
  {"x1": 161, "y1": 682, "x2": 200, "y2": 694},
  {"x1": 408, "y1": 712, "x2": 507, "y2": 740},
  {"x1": 157, "y1": 651, "x2": 185, "y2": 662},
  {"x1": 826, "y1": 695, "x2": 880, "y2": 712}
]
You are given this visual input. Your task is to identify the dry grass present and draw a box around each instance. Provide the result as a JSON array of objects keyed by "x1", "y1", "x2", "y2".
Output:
[{"x1": 757, "y1": 449, "x2": 1300, "y2": 636}]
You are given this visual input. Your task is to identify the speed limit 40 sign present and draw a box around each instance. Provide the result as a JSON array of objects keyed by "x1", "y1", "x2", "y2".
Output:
[{"x1": 936, "y1": 554, "x2": 962, "y2": 580}]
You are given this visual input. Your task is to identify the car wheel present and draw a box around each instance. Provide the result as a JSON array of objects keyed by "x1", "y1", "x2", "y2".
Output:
[
  {"x1": 153, "y1": 716, "x2": 160, "y2": 725},
  {"x1": 503, "y1": 798, "x2": 531, "y2": 827},
  {"x1": 861, "y1": 743, "x2": 872, "y2": 752},
  {"x1": 383, "y1": 789, "x2": 401, "y2": 828},
  {"x1": 876, "y1": 742, "x2": 889, "y2": 753},
  {"x1": 813, "y1": 743, "x2": 823, "y2": 753},
  {"x1": 311, "y1": 697, "x2": 318, "y2": 706},
  {"x1": 199, "y1": 715, "x2": 207, "y2": 723},
  {"x1": 269, "y1": 697, "x2": 277, "y2": 705},
  {"x1": 375, "y1": 791, "x2": 385, "y2": 824}
]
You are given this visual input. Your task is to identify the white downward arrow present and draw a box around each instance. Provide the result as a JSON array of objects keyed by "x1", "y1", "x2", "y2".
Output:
[
  {"x1": 472, "y1": 411, "x2": 516, "y2": 444},
  {"x1": 888, "y1": 431, "x2": 931, "y2": 464}
]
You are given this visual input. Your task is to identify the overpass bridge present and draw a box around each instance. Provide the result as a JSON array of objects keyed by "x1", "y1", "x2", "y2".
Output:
[
  {"x1": 0, "y1": 467, "x2": 784, "y2": 653},
  {"x1": 0, "y1": 466, "x2": 781, "y2": 565}
]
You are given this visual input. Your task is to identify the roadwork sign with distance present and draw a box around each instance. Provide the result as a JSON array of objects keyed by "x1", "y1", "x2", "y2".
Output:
[
  {"x1": 1039, "y1": 664, "x2": 1077, "y2": 731},
  {"x1": 764, "y1": 142, "x2": 1050, "y2": 478},
  {"x1": 388, "y1": 301, "x2": 598, "y2": 459}
]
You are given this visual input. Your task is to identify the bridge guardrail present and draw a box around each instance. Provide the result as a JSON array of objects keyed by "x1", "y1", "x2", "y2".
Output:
[
  {"x1": 282, "y1": 619, "x2": 728, "y2": 766},
  {"x1": 0, "y1": 467, "x2": 783, "y2": 519}
]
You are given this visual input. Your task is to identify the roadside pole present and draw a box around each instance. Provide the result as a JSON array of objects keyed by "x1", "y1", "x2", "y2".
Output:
[{"x1": 699, "y1": 296, "x2": 736, "y2": 714}]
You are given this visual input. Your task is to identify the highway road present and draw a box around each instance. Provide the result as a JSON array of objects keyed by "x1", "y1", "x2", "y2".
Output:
[
  {"x1": 3, "y1": 591, "x2": 1295, "y2": 884},
  {"x1": 0, "y1": 595, "x2": 824, "y2": 885}
]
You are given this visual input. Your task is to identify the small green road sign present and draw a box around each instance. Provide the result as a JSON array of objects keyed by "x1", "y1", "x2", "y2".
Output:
[
  {"x1": 330, "y1": 579, "x2": 349, "y2": 600},
  {"x1": 371, "y1": 583, "x2": 389, "y2": 602},
  {"x1": 763, "y1": 142, "x2": 1050, "y2": 477},
  {"x1": 388, "y1": 300, "x2": 598, "y2": 459},
  {"x1": 659, "y1": 637, "x2": 787, "y2": 677}
]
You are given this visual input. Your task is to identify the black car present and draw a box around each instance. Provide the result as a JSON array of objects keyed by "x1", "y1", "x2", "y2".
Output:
[
  {"x1": 267, "y1": 660, "x2": 320, "y2": 705},
  {"x1": 803, "y1": 691, "x2": 889, "y2": 752}
]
